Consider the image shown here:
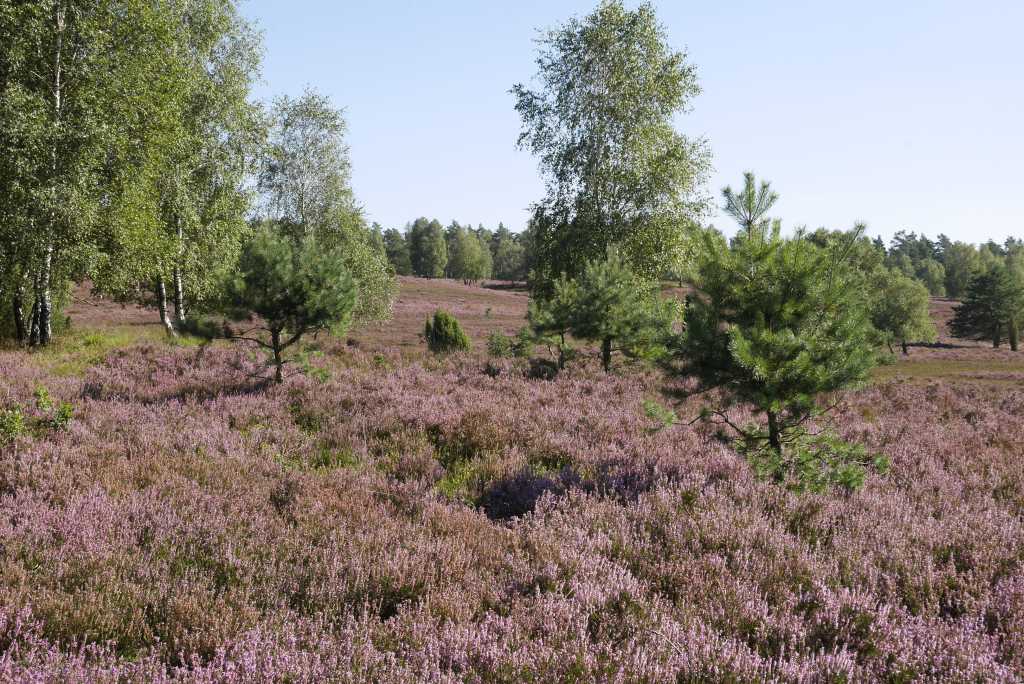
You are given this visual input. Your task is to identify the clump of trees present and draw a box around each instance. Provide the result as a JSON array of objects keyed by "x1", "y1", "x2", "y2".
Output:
[
  {"x1": 445, "y1": 223, "x2": 492, "y2": 284},
  {"x1": 529, "y1": 253, "x2": 677, "y2": 372},
  {"x1": 0, "y1": 1, "x2": 395, "y2": 350},
  {"x1": 877, "y1": 230, "x2": 1023, "y2": 301},
  {"x1": 0, "y1": 0, "x2": 393, "y2": 349},
  {"x1": 0, "y1": 0, "x2": 266, "y2": 345},
  {"x1": 950, "y1": 266, "x2": 1024, "y2": 350},
  {"x1": 381, "y1": 220, "x2": 530, "y2": 284}
]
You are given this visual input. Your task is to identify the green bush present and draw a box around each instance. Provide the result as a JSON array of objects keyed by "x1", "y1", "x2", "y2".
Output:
[
  {"x1": 513, "y1": 327, "x2": 535, "y2": 358},
  {"x1": 487, "y1": 331, "x2": 514, "y2": 358},
  {"x1": 424, "y1": 310, "x2": 471, "y2": 354},
  {"x1": 0, "y1": 408, "x2": 26, "y2": 447}
]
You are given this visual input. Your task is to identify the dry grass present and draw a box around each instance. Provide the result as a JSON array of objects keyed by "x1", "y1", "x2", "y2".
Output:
[
  {"x1": 50, "y1": 282, "x2": 1024, "y2": 387},
  {"x1": 346, "y1": 277, "x2": 529, "y2": 357}
]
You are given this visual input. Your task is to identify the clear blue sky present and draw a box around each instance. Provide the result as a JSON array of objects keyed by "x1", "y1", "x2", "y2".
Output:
[{"x1": 241, "y1": 0, "x2": 1023, "y2": 245}]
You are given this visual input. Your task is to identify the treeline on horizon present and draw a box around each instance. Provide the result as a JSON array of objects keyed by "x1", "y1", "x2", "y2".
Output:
[
  {"x1": 373, "y1": 219, "x2": 530, "y2": 284},
  {"x1": 375, "y1": 219, "x2": 1024, "y2": 300}
]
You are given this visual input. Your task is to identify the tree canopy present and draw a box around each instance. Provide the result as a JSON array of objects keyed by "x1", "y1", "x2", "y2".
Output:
[
  {"x1": 950, "y1": 266, "x2": 1024, "y2": 350},
  {"x1": 258, "y1": 90, "x2": 396, "y2": 322},
  {"x1": 512, "y1": 0, "x2": 710, "y2": 293},
  {"x1": 225, "y1": 228, "x2": 357, "y2": 383},
  {"x1": 677, "y1": 176, "x2": 880, "y2": 491}
]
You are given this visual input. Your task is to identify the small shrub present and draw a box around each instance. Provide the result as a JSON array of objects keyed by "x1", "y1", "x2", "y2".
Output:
[
  {"x1": 0, "y1": 408, "x2": 26, "y2": 447},
  {"x1": 294, "y1": 349, "x2": 331, "y2": 383},
  {"x1": 487, "y1": 331, "x2": 514, "y2": 358},
  {"x1": 33, "y1": 386, "x2": 53, "y2": 412},
  {"x1": 424, "y1": 310, "x2": 470, "y2": 354},
  {"x1": 527, "y1": 358, "x2": 559, "y2": 380},
  {"x1": 50, "y1": 402, "x2": 74, "y2": 432},
  {"x1": 270, "y1": 477, "x2": 302, "y2": 517},
  {"x1": 513, "y1": 326, "x2": 534, "y2": 358},
  {"x1": 643, "y1": 399, "x2": 678, "y2": 433}
]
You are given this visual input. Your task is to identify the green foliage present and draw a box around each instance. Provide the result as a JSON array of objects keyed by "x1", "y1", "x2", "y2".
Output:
[
  {"x1": 870, "y1": 269, "x2": 938, "y2": 354},
  {"x1": 424, "y1": 310, "x2": 471, "y2": 354},
  {"x1": 30, "y1": 386, "x2": 72, "y2": 431},
  {"x1": 408, "y1": 218, "x2": 448, "y2": 278},
  {"x1": 0, "y1": 0, "x2": 180, "y2": 344},
  {"x1": 531, "y1": 253, "x2": 678, "y2": 372},
  {"x1": 259, "y1": 90, "x2": 396, "y2": 323},
  {"x1": 486, "y1": 328, "x2": 533, "y2": 360},
  {"x1": 679, "y1": 174, "x2": 878, "y2": 491},
  {"x1": 226, "y1": 228, "x2": 357, "y2": 382},
  {"x1": 487, "y1": 331, "x2": 514, "y2": 358},
  {"x1": 0, "y1": 384, "x2": 73, "y2": 446},
  {"x1": 942, "y1": 242, "x2": 981, "y2": 299},
  {"x1": 382, "y1": 227, "x2": 413, "y2": 276},
  {"x1": 915, "y1": 258, "x2": 946, "y2": 297},
  {"x1": 513, "y1": 327, "x2": 535, "y2": 358},
  {"x1": 294, "y1": 348, "x2": 331, "y2": 384},
  {"x1": 512, "y1": 0, "x2": 710, "y2": 293},
  {"x1": 950, "y1": 265, "x2": 1024, "y2": 350},
  {"x1": 491, "y1": 225, "x2": 528, "y2": 281},
  {"x1": 90, "y1": 0, "x2": 262, "y2": 335},
  {"x1": 643, "y1": 400, "x2": 678, "y2": 433},
  {"x1": 527, "y1": 286, "x2": 576, "y2": 370},
  {"x1": 738, "y1": 429, "x2": 889, "y2": 494},
  {"x1": 0, "y1": 408, "x2": 26, "y2": 447},
  {"x1": 447, "y1": 224, "x2": 492, "y2": 284}
]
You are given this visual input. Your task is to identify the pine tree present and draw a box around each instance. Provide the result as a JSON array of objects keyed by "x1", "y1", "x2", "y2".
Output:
[
  {"x1": 678, "y1": 175, "x2": 880, "y2": 491},
  {"x1": 950, "y1": 266, "x2": 1024, "y2": 350},
  {"x1": 225, "y1": 228, "x2": 357, "y2": 383},
  {"x1": 530, "y1": 252, "x2": 677, "y2": 372}
]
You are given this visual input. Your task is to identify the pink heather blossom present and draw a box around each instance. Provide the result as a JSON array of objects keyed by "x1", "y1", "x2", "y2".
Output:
[{"x1": 0, "y1": 341, "x2": 1020, "y2": 682}]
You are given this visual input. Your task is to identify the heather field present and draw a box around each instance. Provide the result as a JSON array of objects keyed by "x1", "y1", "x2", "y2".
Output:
[{"x1": 1, "y1": 280, "x2": 1023, "y2": 683}]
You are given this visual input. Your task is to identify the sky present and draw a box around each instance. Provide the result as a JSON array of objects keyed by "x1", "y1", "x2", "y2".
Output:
[{"x1": 240, "y1": 0, "x2": 1023, "y2": 245}]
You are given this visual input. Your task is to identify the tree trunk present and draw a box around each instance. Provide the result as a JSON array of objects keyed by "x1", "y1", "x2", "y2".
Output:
[
  {"x1": 558, "y1": 333, "x2": 566, "y2": 370},
  {"x1": 156, "y1": 278, "x2": 176, "y2": 337},
  {"x1": 172, "y1": 266, "x2": 186, "y2": 328},
  {"x1": 1010, "y1": 320, "x2": 1020, "y2": 352},
  {"x1": 36, "y1": 3, "x2": 63, "y2": 348},
  {"x1": 767, "y1": 410, "x2": 783, "y2": 455},
  {"x1": 12, "y1": 283, "x2": 26, "y2": 344},
  {"x1": 601, "y1": 337, "x2": 612, "y2": 373},
  {"x1": 172, "y1": 216, "x2": 186, "y2": 329},
  {"x1": 36, "y1": 245, "x2": 53, "y2": 346},
  {"x1": 271, "y1": 329, "x2": 284, "y2": 384},
  {"x1": 28, "y1": 289, "x2": 40, "y2": 347},
  {"x1": 901, "y1": 340, "x2": 909, "y2": 355},
  {"x1": 993, "y1": 323, "x2": 1002, "y2": 349}
]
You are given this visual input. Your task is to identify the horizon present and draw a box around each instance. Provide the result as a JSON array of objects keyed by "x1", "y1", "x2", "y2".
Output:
[{"x1": 241, "y1": 0, "x2": 1023, "y2": 246}]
